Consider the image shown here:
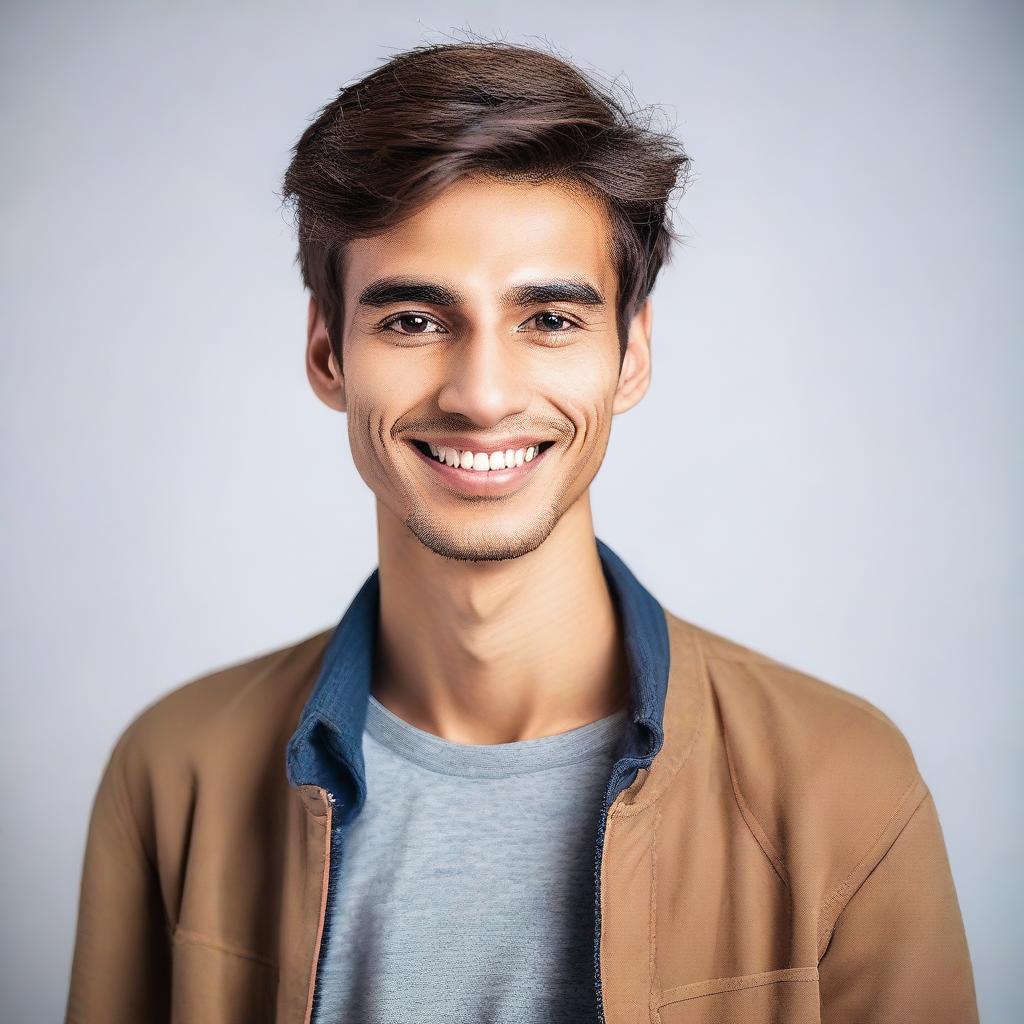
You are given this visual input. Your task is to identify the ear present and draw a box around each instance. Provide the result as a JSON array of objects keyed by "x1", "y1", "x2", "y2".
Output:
[
  {"x1": 612, "y1": 297, "x2": 653, "y2": 415},
  {"x1": 306, "y1": 294, "x2": 346, "y2": 412}
]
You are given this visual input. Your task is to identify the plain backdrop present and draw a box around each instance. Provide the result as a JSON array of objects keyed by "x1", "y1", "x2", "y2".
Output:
[{"x1": 2, "y1": 1, "x2": 1020, "y2": 1020}]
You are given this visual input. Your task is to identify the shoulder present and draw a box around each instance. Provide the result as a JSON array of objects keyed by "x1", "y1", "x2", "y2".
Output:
[
  {"x1": 666, "y1": 611, "x2": 928, "y2": 898},
  {"x1": 106, "y1": 626, "x2": 333, "y2": 829},
  {"x1": 688, "y1": 616, "x2": 918, "y2": 771},
  {"x1": 117, "y1": 626, "x2": 332, "y2": 760}
]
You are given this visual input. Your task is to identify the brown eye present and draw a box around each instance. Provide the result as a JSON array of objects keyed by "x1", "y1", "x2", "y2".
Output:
[
  {"x1": 388, "y1": 314, "x2": 438, "y2": 334},
  {"x1": 534, "y1": 312, "x2": 573, "y2": 332}
]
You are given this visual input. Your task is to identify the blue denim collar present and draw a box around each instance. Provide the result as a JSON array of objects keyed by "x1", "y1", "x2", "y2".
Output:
[{"x1": 285, "y1": 536, "x2": 671, "y2": 824}]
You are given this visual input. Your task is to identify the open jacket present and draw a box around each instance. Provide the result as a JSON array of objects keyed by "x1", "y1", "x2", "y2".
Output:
[{"x1": 65, "y1": 538, "x2": 979, "y2": 1024}]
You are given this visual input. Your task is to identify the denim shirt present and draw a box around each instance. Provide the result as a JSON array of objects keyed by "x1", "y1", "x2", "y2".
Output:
[{"x1": 285, "y1": 536, "x2": 671, "y2": 1023}]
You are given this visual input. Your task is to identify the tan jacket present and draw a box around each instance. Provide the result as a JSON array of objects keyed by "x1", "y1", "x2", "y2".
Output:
[{"x1": 65, "y1": 545, "x2": 979, "y2": 1023}]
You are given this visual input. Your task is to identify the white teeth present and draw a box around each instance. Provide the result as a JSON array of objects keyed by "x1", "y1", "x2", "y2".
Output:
[{"x1": 422, "y1": 441, "x2": 546, "y2": 470}]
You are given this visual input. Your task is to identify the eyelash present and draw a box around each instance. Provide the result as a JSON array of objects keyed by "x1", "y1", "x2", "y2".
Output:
[{"x1": 374, "y1": 311, "x2": 582, "y2": 341}]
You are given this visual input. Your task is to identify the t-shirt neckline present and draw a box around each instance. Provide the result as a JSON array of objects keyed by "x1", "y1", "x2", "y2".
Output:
[{"x1": 364, "y1": 693, "x2": 630, "y2": 778}]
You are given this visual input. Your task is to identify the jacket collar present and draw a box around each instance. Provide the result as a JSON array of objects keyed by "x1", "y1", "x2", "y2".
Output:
[{"x1": 286, "y1": 537, "x2": 671, "y2": 824}]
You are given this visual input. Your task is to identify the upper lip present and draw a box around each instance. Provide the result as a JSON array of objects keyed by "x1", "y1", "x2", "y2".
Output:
[{"x1": 408, "y1": 435, "x2": 552, "y2": 452}]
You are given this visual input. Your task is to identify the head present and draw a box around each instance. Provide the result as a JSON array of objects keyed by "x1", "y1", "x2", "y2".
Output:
[{"x1": 281, "y1": 41, "x2": 691, "y2": 562}]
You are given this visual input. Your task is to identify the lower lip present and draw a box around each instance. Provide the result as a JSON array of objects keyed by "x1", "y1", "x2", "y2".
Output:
[{"x1": 408, "y1": 441, "x2": 552, "y2": 496}]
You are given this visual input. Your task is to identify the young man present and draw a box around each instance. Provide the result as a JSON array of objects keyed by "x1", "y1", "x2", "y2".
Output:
[{"x1": 65, "y1": 41, "x2": 979, "y2": 1024}]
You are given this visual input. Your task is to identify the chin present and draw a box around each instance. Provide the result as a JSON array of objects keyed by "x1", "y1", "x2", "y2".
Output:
[{"x1": 402, "y1": 507, "x2": 562, "y2": 563}]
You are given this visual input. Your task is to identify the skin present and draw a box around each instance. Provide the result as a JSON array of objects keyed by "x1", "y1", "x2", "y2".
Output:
[{"x1": 306, "y1": 174, "x2": 654, "y2": 743}]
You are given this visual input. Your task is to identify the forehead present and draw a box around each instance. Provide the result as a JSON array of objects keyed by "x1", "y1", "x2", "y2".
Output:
[{"x1": 342, "y1": 175, "x2": 617, "y2": 303}]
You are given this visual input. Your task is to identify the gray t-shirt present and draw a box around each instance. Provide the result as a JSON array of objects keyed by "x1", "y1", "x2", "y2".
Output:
[{"x1": 313, "y1": 693, "x2": 629, "y2": 1024}]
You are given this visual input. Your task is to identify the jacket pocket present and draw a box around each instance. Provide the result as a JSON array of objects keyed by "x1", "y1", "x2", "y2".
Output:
[{"x1": 655, "y1": 966, "x2": 820, "y2": 1023}]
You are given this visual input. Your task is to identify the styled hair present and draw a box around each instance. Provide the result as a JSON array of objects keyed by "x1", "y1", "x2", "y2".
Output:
[{"x1": 280, "y1": 39, "x2": 692, "y2": 368}]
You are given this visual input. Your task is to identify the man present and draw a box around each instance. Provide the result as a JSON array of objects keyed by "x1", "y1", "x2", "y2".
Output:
[{"x1": 65, "y1": 40, "x2": 979, "y2": 1024}]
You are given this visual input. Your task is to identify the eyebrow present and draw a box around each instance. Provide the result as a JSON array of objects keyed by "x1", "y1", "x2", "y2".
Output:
[{"x1": 355, "y1": 277, "x2": 606, "y2": 310}]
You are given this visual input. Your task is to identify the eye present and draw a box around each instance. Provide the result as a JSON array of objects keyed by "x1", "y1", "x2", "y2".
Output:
[
  {"x1": 378, "y1": 313, "x2": 446, "y2": 336},
  {"x1": 524, "y1": 312, "x2": 580, "y2": 334}
]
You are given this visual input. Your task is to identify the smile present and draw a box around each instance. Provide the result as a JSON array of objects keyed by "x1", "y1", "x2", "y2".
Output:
[{"x1": 406, "y1": 439, "x2": 555, "y2": 496}]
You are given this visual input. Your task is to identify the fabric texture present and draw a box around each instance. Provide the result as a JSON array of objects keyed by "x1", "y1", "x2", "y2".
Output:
[
  {"x1": 312, "y1": 695, "x2": 628, "y2": 1023},
  {"x1": 64, "y1": 537, "x2": 980, "y2": 1023}
]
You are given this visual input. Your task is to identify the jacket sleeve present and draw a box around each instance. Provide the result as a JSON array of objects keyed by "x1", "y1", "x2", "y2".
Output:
[
  {"x1": 65, "y1": 734, "x2": 171, "y2": 1024},
  {"x1": 817, "y1": 787, "x2": 979, "y2": 1023}
]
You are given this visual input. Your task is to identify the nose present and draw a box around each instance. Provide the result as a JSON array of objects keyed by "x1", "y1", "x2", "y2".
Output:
[{"x1": 435, "y1": 326, "x2": 532, "y2": 427}]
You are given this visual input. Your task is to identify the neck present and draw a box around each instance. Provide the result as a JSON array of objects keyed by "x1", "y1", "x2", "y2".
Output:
[{"x1": 371, "y1": 496, "x2": 630, "y2": 744}]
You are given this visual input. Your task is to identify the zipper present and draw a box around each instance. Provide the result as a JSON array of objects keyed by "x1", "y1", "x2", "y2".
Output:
[
  {"x1": 594, "y1": 765, "x2": 641, "y2": 1024},
  {"x1": 593, "y1": 796, "x2": 612, "y2": 1024},
  {"x1": 305, "y1": 789, "x2": 343, "y2": 1024}
]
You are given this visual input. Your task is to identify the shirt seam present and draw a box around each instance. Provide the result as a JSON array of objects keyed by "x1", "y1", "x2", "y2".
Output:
[
  {"x1": 361, "y1": 739, "x2": 625, "y2": 779},
  {"x1": 815, "y1": 772, "x2": 928, "y2": 957},
  {"x1": 171, "y1": 925, "x2": 278, "y2": 969},
  {"x1": 363, "y1": 717, "x2": 628, "y2": 779},
  {"x1": 713, "y1": 681, "x2": 791, "y2": 889}
]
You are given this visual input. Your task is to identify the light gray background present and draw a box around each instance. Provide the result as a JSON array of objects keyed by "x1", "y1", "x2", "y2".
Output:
[{"x1": 2, "y1": 1, "x2": 1020, "y2": 1021}]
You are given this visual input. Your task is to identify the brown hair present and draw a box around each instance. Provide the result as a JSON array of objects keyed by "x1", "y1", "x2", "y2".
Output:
[{"x1": 280, "y1": 39, "x2": 692, "y2": 369}]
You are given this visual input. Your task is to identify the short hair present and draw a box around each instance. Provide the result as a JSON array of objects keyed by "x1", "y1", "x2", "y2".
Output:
[{"x1": 280, "y1": 40, "x2": 692, "y2": 368}]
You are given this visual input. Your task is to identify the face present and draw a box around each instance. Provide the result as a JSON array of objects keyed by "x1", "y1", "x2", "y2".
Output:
[{"x1": 306, "y1": 174, "x2": 653, "y2": 562}]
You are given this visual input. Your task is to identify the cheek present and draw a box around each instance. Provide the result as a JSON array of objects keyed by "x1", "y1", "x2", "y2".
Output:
[
  {"x1": 341, "y1": 349, "x2": 400, "y2": 460},
  {"x1": 547, "y1": 358, "x2": 618, "y2": 453},
  {"x1": 343, "y1": 389, "x2": 392, "y2": 484}
]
